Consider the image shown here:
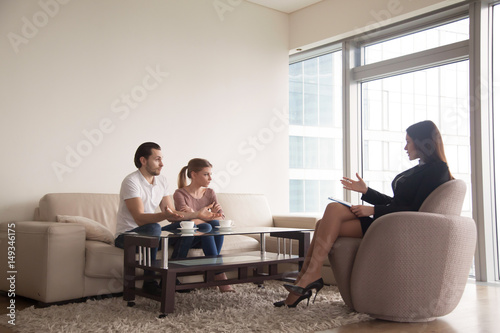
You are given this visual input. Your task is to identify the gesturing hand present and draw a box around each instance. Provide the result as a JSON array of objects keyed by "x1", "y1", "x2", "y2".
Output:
[
  {"x1": 341, "y1": 172, "x2": 368, "y2": 194},
  {"x1": 197, "y1": 203, "x2": 223, "y2": 220},
  {"x1": 164, "y1": 207, "x2": 184, "y2": 220}
]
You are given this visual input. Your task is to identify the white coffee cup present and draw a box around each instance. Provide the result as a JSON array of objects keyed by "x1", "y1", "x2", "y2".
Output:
[
  {"x1": 180, "y1": 221, "x2": 195, "y2": 229},
  {"x1": 219, "y1": 220, "x2": 234, "y2": 228}
]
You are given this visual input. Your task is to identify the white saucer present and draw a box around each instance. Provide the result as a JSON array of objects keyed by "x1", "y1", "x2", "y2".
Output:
[
  {"x1": 216, "y1": 226, "x2": 233, "y2": 229},
  {"x1": 177, "y1": 227, "x2": 198, "y2": 231}
]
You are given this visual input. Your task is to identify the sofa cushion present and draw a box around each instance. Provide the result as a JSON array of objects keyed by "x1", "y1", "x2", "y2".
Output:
[
  {"x1": 85, "y1": 241, "x2": 124, "y2": 279},
  {"x1": 218, "y1": 234, "x2": 261, "y2": 254},
  {"x1": 57, "y1": 215, "x2": 115, "y2": 244}
]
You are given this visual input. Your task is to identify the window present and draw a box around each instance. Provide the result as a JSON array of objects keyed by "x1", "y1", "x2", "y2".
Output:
[
  {"x1": 289, "y1": 51, "x2": 343, "y2": 213},
  {"x1": 361, "y1": 62, "x2": 471, "y2": 218}
]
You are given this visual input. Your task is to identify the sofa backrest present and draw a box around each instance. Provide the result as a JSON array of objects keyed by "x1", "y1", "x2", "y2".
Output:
[
  {"x1": 37, "y1": 193, "x2": 120, "y2": 233},
  {"x1": 418, "y1": 179, "x2": 467, "y2": 215},
  {"x1": 215, "y1": 193, "x2": 274, "y2": 227},
  {"x1": 36, "y1": 192, "x2": 274, "y2": 233}
]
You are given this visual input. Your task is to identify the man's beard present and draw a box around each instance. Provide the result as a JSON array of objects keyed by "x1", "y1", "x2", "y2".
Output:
[{"x1": 145, "y1": 164, "x2": 160, "y2": 176}]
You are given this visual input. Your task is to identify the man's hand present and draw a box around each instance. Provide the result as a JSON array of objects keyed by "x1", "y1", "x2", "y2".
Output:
[
  {"x1": 350, "y1": 205, "x2": 374, "y2": 217},
  {"x1": 341, "y1": 172, "x2": 368, "y2": 194},
  {"x1": 164, "y1": 207, "x2": 184, "y2": 220}
]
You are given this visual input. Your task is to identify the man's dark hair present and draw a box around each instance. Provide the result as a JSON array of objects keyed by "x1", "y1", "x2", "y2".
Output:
[{"x1": 134, "y1": 142, "x2": 161, "y2": 168}]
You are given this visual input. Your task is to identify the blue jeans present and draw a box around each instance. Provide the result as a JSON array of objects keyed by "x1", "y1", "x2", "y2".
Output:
[{"x1": 161, "y1": 220, "x2": 224, "y2": 259}]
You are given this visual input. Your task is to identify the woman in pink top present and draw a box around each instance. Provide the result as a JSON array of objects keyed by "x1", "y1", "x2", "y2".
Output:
[{"x1": 172, "y1": 158, "x2": 234, "y2": 292}]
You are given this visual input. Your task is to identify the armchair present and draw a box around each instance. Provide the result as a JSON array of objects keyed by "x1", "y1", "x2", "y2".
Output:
[{"x1": 328, "y1": 179, "x2": 477, "y2": 322}]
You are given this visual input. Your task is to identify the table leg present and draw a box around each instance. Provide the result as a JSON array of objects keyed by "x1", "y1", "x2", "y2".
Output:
[
  {"x1": 123, "y1": 236, "x2": 137, "y2": 302},
  {"x1": 260, "y1": 233, "x2": 266, "y2": 255},
  {"x1": 298, "y1": 232, "x2": 311, "y2": 271},
  {"x1": 123, "y1": 234, "x2": 160, "y2": 304},
  {"x1": 161, "y1": 238, "x2": 168, "y2": 269},
  {"x1": 269, "y1": 231, "x2": 311, "y2": 270},
  {"x1": 160, "y1": 270, "x2": 177, "y2": 316}
]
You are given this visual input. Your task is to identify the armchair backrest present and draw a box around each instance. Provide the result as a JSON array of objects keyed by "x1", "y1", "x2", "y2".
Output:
[{"x1": 418, "y1": 179, "x2": 466, "y2": 215}]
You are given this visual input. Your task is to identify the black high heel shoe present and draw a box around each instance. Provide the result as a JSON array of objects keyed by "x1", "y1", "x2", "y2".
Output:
[
  {"x1": 273, "y1": 290, "x2": 312, "y2": 308},
  {"x1": 283, "y1": 278, "x2": 324, "y2": 303}
]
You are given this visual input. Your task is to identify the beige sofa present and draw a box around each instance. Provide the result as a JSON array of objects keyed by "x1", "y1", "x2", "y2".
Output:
[{"x1": 0, "y1": 193, "x2": 319, "y2": 305}]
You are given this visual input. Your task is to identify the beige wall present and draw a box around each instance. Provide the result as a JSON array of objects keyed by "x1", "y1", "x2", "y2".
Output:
[
  {"x1": 0, "y1": 0, "x2": 468, "y2": 223},
  {"x1": 289, "y1": 0, "x2": 466, "y2": 52},
  {"x1": 0, "y1": 0, "x2": 289, "y2": 222}
]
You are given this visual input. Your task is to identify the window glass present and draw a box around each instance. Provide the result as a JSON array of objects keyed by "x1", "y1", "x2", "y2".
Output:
[
  {"x1": 289, "y1": 51, "x2": 343, "y2": 213},
  {"x1": 289, "y1": 62, "x2": 303, "y2": 125},
  {"x1": 364, "y1": 18, "x2": 469, "y2": 65}
]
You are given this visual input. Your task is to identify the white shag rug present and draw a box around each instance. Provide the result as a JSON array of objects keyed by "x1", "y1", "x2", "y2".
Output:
[{"x1": 1, "y1": 281, "x2": 371, "y2": 333}]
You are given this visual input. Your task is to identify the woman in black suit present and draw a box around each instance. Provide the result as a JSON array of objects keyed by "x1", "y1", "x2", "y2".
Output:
[{"x1": 275, "y1": 120, "x2": 453, "y2": 308}]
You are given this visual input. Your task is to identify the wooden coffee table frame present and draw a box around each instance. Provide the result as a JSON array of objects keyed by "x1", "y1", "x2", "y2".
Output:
[{"x1": 123, "y1": 229, "x2": 311, "y2": 317}]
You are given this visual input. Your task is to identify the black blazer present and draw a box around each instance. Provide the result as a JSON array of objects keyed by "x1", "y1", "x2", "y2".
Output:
[{"x1": 361, "y1": 160, "x2": 451, "y2": 220}]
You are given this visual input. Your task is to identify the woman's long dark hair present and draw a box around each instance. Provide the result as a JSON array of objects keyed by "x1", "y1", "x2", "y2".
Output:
[{"x1": 406, "y1": 120, "x2": 453, "y2": 179}]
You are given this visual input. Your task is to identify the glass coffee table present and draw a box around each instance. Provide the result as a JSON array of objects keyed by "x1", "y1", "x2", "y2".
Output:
[{"x1": 122, "y1": 226, "x2": 313, "y2": 317}]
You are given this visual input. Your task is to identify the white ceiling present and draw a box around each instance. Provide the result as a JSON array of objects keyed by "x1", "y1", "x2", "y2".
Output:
[{"x1": 245, "y1": 0, "x2": 324, "y2": 14}]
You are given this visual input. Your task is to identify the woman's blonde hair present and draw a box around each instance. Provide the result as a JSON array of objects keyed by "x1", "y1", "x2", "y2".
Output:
[{"x1": 178, "y1": 158, "x2": 213, "y2": 188}]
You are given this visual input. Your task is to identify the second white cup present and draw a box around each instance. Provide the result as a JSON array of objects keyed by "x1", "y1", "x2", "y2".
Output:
[
  {"x1": 180, "y1": 221, "x2": 195, "y2": 229},
  {"x1": 219, "y1": 220, "x2": 234, "y2": 228}
]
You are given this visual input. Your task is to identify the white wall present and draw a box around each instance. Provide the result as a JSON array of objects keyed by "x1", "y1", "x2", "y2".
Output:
[
  {"x1": 289, "y1": 0, "x2": 466, "y2": 52},
  {"x1": 0, "y1": 0, "x2": 289, "y2": 223}
]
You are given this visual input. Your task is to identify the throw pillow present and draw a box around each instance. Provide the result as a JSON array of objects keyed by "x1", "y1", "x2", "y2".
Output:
[{"x1": 56, "y1": 215, "x2": 115, "y2": 245}]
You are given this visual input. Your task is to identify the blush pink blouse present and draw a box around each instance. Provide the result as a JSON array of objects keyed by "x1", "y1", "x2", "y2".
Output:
[{"x1": 173, "y1": 187, "x2": 224, "y2": 217}]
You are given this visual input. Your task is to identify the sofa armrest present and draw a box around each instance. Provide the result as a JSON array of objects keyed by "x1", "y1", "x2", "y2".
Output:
[
  {"x1": 264, "y1": 215, "x2": 318, "y2": 256},
  {"x1": 272, "y1": 215, "x2": 319, "y2": 229},
  {"x1": 0, "y1": 221, "x2": 86, "y2": 303}
]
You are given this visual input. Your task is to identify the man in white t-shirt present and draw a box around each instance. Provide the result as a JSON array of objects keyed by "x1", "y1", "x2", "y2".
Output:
[{"x1": 114, "y1": 142, "x2": 220, "y2": 295}]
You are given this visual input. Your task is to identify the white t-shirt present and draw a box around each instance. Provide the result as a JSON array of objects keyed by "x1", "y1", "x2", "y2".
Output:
[{"x1": 115, "y1": 170, "x2": 170, "y2": 237}]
